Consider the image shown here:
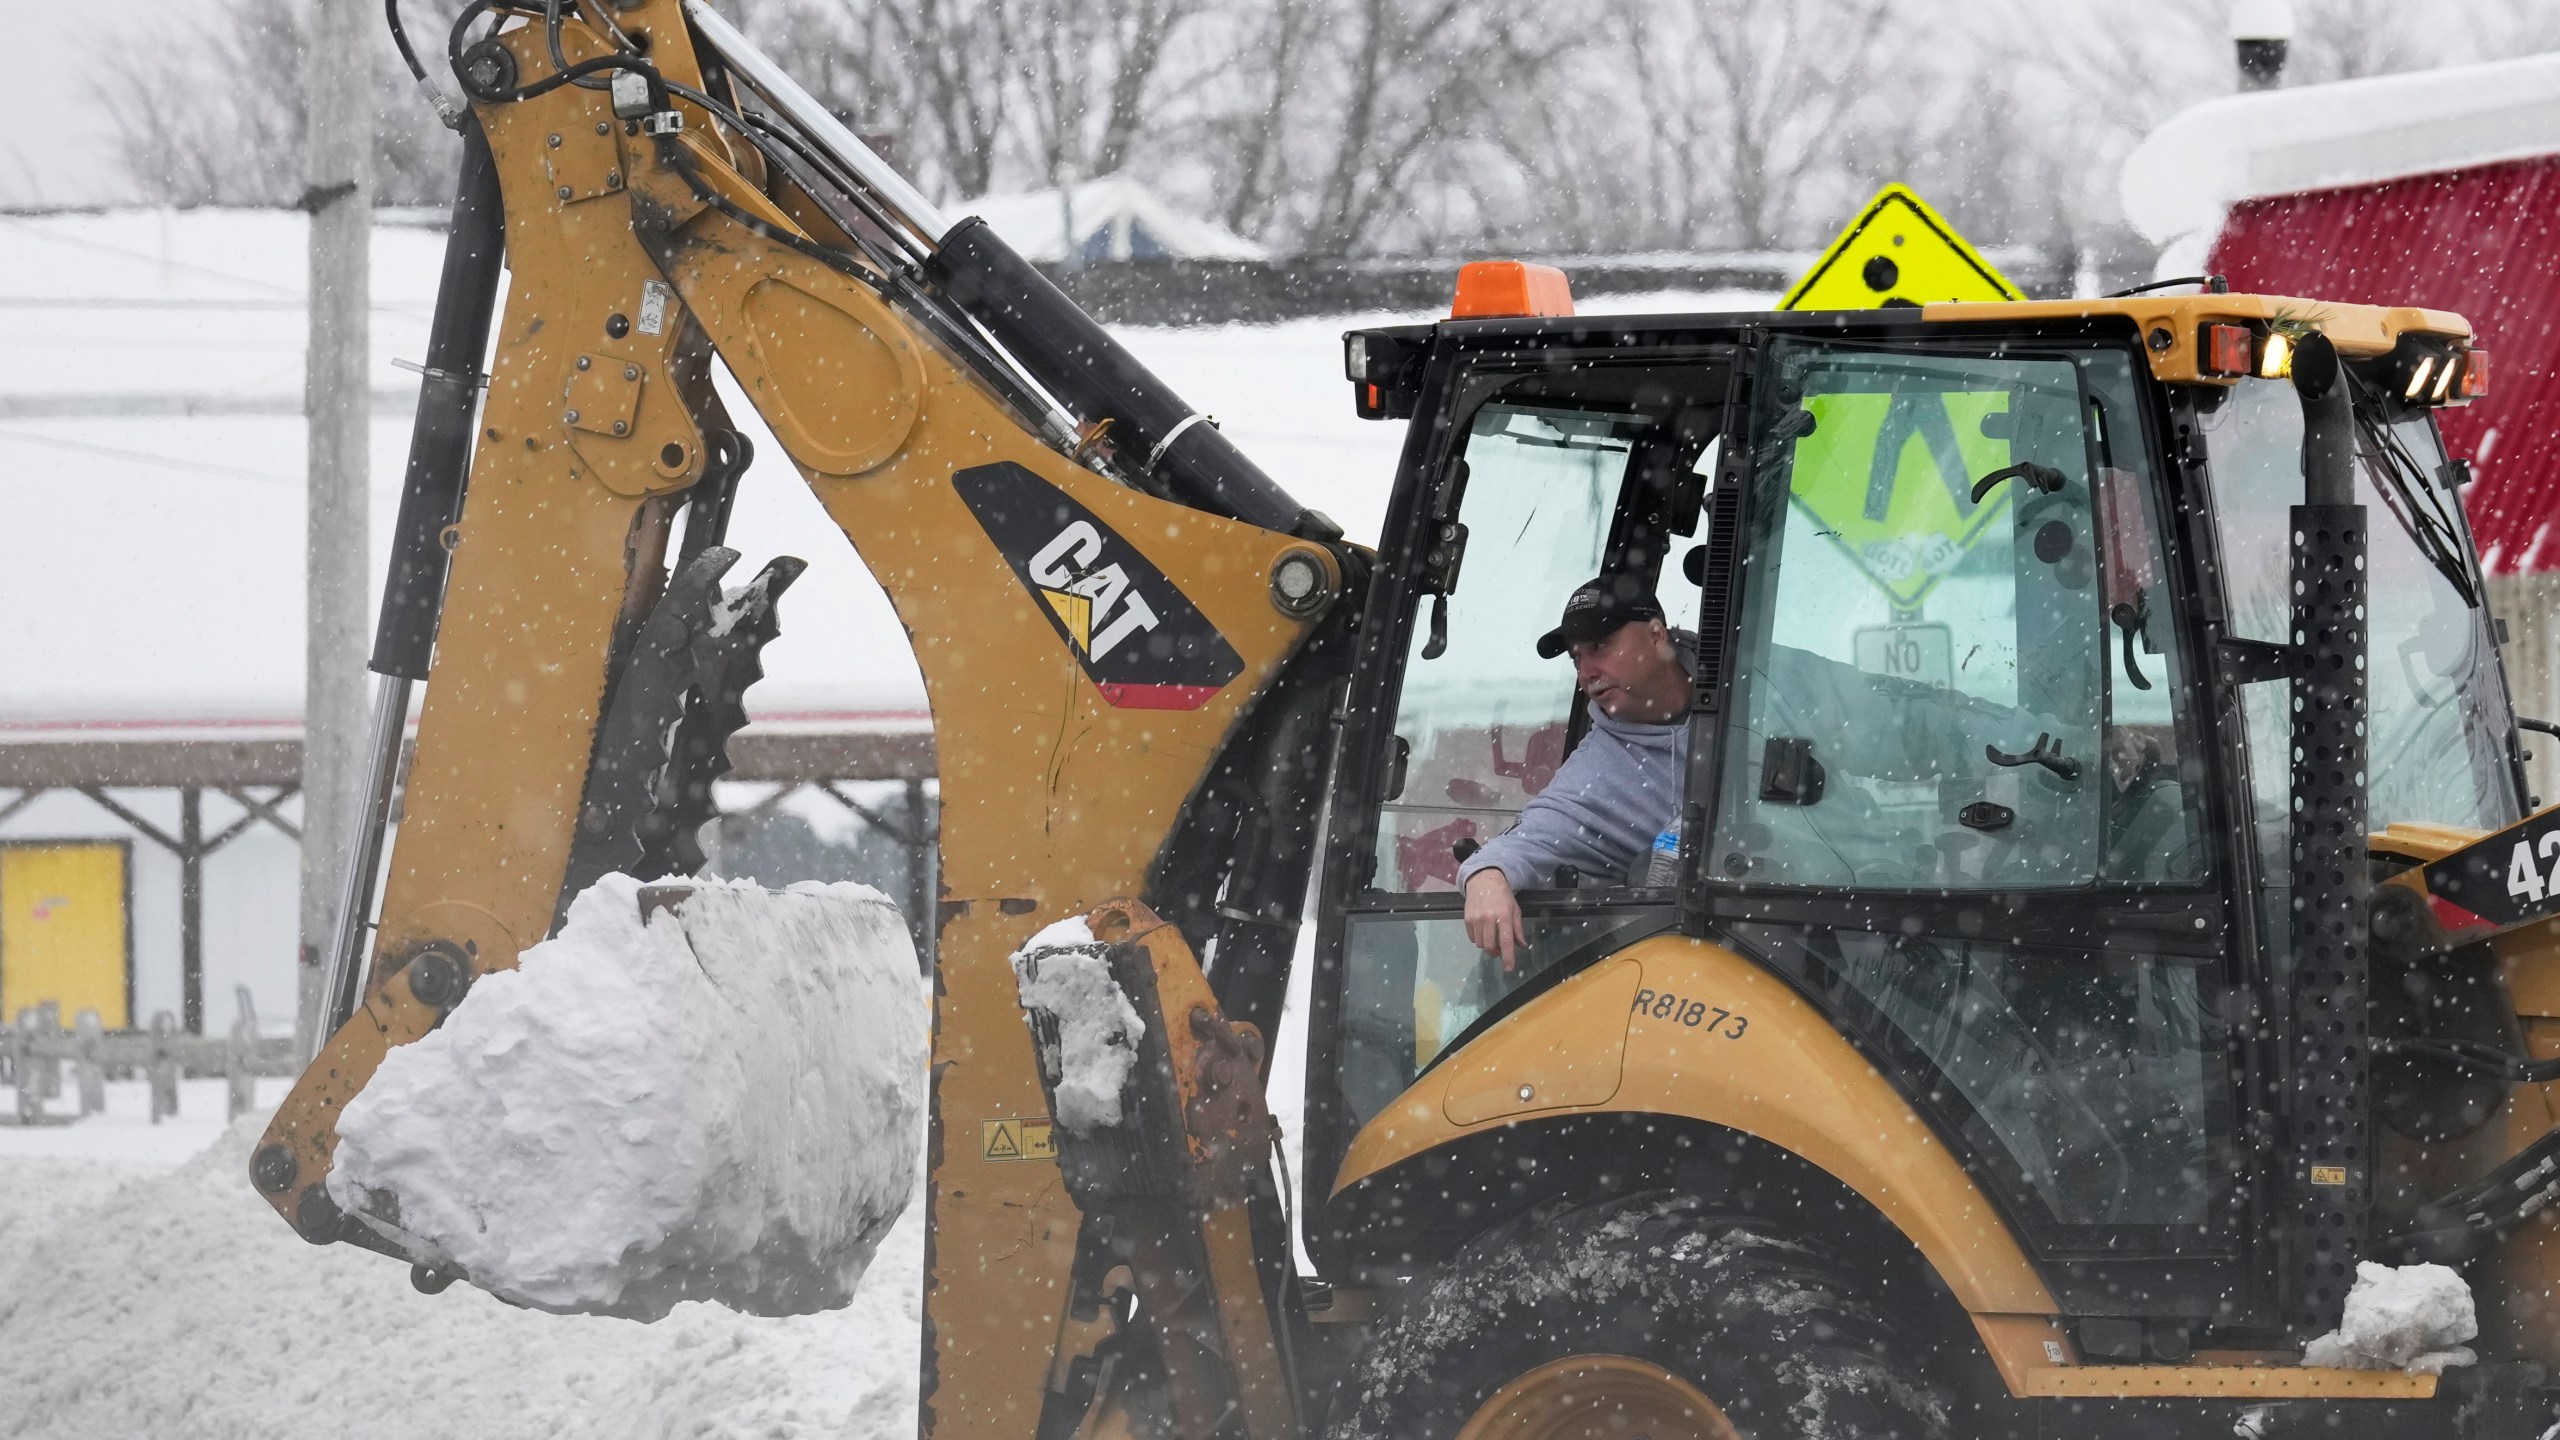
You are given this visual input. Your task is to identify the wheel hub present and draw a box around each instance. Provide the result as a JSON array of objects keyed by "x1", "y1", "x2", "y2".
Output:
[{"x1": 1455, "y1": 1353, "x2": 1743, "y2": 1440}]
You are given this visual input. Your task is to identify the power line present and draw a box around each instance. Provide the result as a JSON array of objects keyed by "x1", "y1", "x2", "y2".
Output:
[{"x1": 0, "y1": 425, "x2": 296, "y2": 485}]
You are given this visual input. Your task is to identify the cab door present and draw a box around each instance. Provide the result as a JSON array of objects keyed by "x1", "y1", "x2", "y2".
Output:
[{"x1": 1696, "y1": 333, "x2": 2246, "y2": 1327}]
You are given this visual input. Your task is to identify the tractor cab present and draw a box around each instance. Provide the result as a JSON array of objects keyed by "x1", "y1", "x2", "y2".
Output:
[{"x1": 1309, "y1": 286, "x2": 2524, "y2": 1362}]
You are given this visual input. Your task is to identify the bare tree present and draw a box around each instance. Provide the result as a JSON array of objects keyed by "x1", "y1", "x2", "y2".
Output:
[
  {"x1": 1604, "y1": 4, "x2": 1720, "y2": 250},
  {"x1": 2466, "y1": 0, "x2": 2560, "y2": 58},
  {"x1": 871, "y1": 0, "x2": 1014, "y2": 197},
  {"x1": 1205, "y1": 0, "x2": 1323, "y2": 235},
  {"x1": 995, "y1": 0, "x2": 1202, "y2": 189},
  {"x1": 100, "y1": 0, "x2": 2560, "y2": 268},
  {"x1": 1682, "y1": 0, "x2": 1891, "y2": 249},
  {"x1": 2288, "y1": 0, "x2": 2434, "y2": 83},
  {"x1": 1289, "y1": 0, "x2": 1560, "y2": 255},
  {"x1": 744, "y1": 0, "x2": 931, "y2": 176},
  {"x1": 94, "y1": 0, "x2": 468, "y2": 209},
  {"x1": 96, "y1": 0, "x2": 305, "y2": 208}
]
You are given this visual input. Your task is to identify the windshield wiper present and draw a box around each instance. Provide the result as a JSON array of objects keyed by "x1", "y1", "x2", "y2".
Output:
[{"x1": 2347, "y1": 370, "x2": 2480, "y2": 608}]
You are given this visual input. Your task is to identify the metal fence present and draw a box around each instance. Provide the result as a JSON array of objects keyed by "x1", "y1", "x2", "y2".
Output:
[{"x1": 1, "y1": 988, "x2": 299, "y2": 1127}]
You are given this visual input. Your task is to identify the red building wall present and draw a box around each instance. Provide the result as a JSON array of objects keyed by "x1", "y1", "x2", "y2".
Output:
[{"x1": 2209, "y1": 157, "x2": 2560, "y2": 575}]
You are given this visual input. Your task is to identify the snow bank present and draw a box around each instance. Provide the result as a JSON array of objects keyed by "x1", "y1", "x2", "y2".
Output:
[
  {"x1": 327, "y1": 873, "x2": 926, "y2": 1321},
  {"x1": 1009, "y1": 917, "x2": 1143, "y2": 1133},
  {"x1": 0, "y1": 1116, "x2": 924, "y2": 1440},
  {"x1": 2302, "y1": 1261, "x2": 2478, "y2": 1374}
]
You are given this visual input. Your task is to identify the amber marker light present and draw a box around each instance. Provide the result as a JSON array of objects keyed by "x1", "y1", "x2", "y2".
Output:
[
  {"x1": 2458, "y1": 350, "x2": 2490, "y2": 401},
  {"x1": 1451, "y1": 260, "x2": 1576, "y2": 320}
]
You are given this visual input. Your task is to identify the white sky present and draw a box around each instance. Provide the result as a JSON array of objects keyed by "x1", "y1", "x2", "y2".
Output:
[{"x1": 0, "y1": 0, "x2": 191, "y2": 208}]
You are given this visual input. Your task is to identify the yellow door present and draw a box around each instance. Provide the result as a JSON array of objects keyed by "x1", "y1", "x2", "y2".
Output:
[{"x1": 0, "y1": 843, "x2": 129, "y2": 1029}]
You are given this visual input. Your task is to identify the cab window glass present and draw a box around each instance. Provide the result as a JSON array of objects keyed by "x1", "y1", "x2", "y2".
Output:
[
  {"x1": 2085, "y1": 350, "x2": 2208, "y2": 883},
  {"x1": 1371, "y1": 404, "x2": 1631, "y2": 893},
  {"x1": 2199, "y1": 378, "x2": 2517, "y2": 845},
  {"x1": 1715, "y1": 342, "x2": 2117, "y2": 889}
]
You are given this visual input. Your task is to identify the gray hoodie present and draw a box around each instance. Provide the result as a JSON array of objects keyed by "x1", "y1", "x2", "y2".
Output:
[{"x1": 1457, "y1": 644, "x2": 1693, "y2": 893}]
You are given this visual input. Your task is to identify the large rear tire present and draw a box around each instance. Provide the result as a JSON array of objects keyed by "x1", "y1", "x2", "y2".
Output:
[{"x1": 1325, "y1": 1191, "x2": 1954, "y2": 1440}]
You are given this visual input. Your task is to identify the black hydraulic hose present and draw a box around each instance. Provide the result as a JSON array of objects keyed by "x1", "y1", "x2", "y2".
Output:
[
  {"x1": 372, "y1": 118, "x2": 507, "y2": 679},
  {"x1": 2381, "y1": 1123, "x2": 2560, "y2": 1266},
  {"x1": 2381, "y1": 1036, "x2": 2560, "y2": 1084},
  {"x1": 446, "y1": 0, "x2": 656, "y2": 107},
  {"x1": 925, "y1": 218, "x2": 1339, "y2": 542},
  {"x1": 387, "y1": 0, "x2": 428, "y2": 82}
]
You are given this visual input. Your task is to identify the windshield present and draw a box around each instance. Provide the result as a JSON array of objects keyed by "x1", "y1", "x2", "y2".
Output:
[{"x1": 2199, "y1": 377, "x2": 2518, "y2": 844}]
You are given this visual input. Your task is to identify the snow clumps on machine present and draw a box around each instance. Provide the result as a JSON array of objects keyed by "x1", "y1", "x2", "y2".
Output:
[
  {"x1": 2301, "y1": 1261, "x2": 2478, "y2": 1374},
  {"x1": 327, "y1": 873, "x2": 927, "y2": 1321},
  {"x1": 1009, "y1": 917, "x2": 1144, "y2": 1133}
]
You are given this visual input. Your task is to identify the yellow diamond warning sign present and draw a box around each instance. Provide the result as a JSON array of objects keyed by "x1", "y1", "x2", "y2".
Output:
[
  {"x1": 1781, "y1": 185, "x2": 2021, "y2": 311},
  {"x1": 982, "y1": 1117, "x2": 1056, "y2": 1163},
  {"x1": 1788, "y1": 384, "x2": 2015, "y2": 609}
]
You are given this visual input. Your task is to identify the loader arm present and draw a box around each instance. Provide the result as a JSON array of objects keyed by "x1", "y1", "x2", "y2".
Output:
[{"x1": 252, "y1": 5, "x2": 1347, "y2": 1435}]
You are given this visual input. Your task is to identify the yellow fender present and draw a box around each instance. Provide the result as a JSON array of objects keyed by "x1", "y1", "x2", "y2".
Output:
[
  {"x1": 1332, "y1": 934, "x2": 2455, "y2": 1400},
  {"x1": 1334, "y1": 934, "x2": 2061, "y2": 1371},
  {"x1": 1331, "y1": 932, "x2": 2048, "y2": 1311}
]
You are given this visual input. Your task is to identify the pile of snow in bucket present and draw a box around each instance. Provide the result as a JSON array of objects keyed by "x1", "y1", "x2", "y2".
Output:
[
  {"x1": 327, "y1": 873, "x2": 927, "y2": 1320},
  {"x1": 1009, "y1": 917, "x2": 1143, "y2": 1134},
  {"x1": 2302, "y1": 1262, "x2": 2479, "y2": 1374}
]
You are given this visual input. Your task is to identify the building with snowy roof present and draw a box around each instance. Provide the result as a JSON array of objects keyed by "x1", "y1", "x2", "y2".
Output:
[{"x1": 2124, "y1": 50, "x2": 2560, "y2": 797}]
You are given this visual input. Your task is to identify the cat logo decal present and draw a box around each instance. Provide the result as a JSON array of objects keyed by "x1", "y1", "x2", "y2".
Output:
[{"x1": 956, "y1": 463, "x2": 1243, "y2": 710}]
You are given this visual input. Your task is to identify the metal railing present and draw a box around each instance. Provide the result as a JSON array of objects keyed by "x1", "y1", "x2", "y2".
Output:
[{"x1": 2, "y1": 989, "x2": 299, "y2": 1127}]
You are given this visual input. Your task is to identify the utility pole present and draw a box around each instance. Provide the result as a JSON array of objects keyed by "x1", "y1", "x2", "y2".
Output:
[{"x1": 299, "y1": 0, "x2": 374, "y2": 1053}]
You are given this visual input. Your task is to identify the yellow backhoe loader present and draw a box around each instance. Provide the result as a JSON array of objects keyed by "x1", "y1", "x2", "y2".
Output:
[{"x1": 251, "y1": 2, "x2": 2560, "y2": 1434}]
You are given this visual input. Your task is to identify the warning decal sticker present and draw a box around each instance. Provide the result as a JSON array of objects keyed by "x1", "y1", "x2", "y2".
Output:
[
  {"x1": 982, "y1": 1117, "x2": 1057, "y2": 1162},
  {"x1": 956, "y1": 463, "x2": 1245, "y2": 711}
]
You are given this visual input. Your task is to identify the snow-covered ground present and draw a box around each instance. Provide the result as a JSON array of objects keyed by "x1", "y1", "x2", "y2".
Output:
[{"x1": 0, "y1": 1079, "x2": 924, "y2": 1440}]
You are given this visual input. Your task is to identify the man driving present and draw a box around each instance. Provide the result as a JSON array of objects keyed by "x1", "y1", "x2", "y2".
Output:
[{"x1": 1460, "y1": 576, "x2": 1694, "y2": 967}]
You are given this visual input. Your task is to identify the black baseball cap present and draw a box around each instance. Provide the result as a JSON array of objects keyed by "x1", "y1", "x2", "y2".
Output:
[{"x1": 1535, "y1": 576, "x2": 1664, "y2": 659}]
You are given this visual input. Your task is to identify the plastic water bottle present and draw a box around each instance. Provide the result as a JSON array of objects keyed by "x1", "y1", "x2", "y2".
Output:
[{"x1": 1643, "y1": 827, "x2": 1682, "y2": 887}]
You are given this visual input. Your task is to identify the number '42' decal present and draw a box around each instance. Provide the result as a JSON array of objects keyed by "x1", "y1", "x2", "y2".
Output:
[
  {"x1": 2418, "y1": 804, "x2": 2560, "y2": 937},
  {"x1": 2509, "y1": 832, "x2": 2560, "y2": 905}
]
